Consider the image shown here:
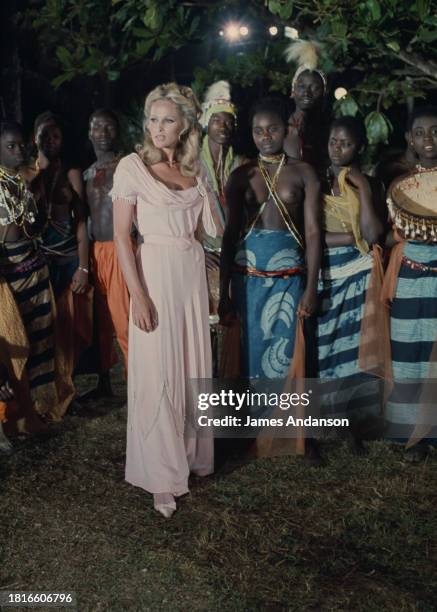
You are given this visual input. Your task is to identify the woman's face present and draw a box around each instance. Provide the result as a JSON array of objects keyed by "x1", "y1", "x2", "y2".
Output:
[
  {"x1": 293, "y1": 71, "x2": 324, "y2": 111},
  {"x1": 147, "y1": 99, "x2": 185, "y2": 151},
  {"x1": 409, "y1": 115, "x2": 437, "y2": 164},
  {"x1": 252, "y1": 111, "x2": 286, "y2": 156},
  {"x1": 328, "y1": 126, "x2": 360, "y2": 167},
  {"x1": 0, "y1": 130, "x2": 25, "y2": 171},
  {"x1": 36, "y1": 121, "x2": 63, "y2": 160}
]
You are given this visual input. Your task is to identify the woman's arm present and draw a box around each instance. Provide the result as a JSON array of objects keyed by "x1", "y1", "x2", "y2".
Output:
[
  {"x1": 347, "y1": 169, "x2": 384, "y2": 246},
  {"x1": 70, "y1": 219, "x2": 89, "y2": 294},
  {"x1": 67, "y1": 168, "x2": 85, "y2": 201},
  {"x1": 298, "y1": 165, "x2": 322, "y2": 317},
  {"x1": 113, "y1": 199, "x2": 157, "y2": 332}
]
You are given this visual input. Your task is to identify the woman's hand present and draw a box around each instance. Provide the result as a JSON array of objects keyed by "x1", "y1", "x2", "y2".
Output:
[
  {"x1": 345, "y1": 167, "x2": 368, "y2": 191},
  {"x1": 71, "y1": 269, "x2": 89, "y2": 294},
  {"x1": 297, "y1": 288, "x2": 318, "y2": 319},
  {"x1": 132, "y1": 294, "x2": 158, "y2": 333}
]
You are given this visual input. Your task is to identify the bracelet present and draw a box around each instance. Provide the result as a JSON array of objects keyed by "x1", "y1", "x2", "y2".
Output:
[{"x1": 78, "y1": 266, "x2": 89, "y2": 274}]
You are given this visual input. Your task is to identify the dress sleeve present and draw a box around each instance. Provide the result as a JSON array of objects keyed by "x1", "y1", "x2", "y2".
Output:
[
  {"x1": 110, "y1": 156, "x2": 138, "y2": 205},
  {"x1": 197, "y1": 176, "x2": 217, "y2": 239}
]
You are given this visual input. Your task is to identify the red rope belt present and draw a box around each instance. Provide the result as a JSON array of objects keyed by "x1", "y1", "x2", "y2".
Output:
[{"x1": 233, "y1": 264, "x2": 304, "y2": 278}]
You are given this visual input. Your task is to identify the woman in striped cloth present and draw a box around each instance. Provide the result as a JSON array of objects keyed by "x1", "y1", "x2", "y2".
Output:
[
  {"x1": 383, "y1": 106, "x2": 437, "y2": 461},
  {"x1": 0, "y1": 121, "x2": 60, "y2": 433},
  {"x1": 317, "y1": 116, "x2": 387, "y2": 454}
]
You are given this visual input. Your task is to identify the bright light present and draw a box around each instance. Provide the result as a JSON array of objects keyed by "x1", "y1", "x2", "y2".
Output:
[
  {"x1": 239, "y1": 25, "x2": 249, "y2": 37},
  {"x1": 269, "y1": 26, "x2": 278, "y2": 36},
  {"x1": 224, "y1": 23, "x2": 240, "y2": 42},
  {"x1": 284, "y1": 26, "x2": 299, "y2": 39},
  {"x1": 219, "y1": 29, "x2": 224, "y2": 37},
  {"x1": 334, "y1": 87, "x2": 348, "y2": 100}
]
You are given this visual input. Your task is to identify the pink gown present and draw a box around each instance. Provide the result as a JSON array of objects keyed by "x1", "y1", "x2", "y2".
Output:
[{"x1": 111, "y1": 153, "x2": 216, "y2": 496}]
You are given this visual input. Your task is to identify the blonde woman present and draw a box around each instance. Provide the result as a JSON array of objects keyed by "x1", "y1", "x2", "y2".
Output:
[{"x1": 112, "y1": 83, "x2": 216, "y2": 518}]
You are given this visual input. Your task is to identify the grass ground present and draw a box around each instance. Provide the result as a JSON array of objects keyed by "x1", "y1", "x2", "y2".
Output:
[{"x1": 1, "y1": 363, "x2": 437, "y2": 612}]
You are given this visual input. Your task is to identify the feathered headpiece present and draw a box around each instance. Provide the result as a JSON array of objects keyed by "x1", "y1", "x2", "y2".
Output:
[
  {"x1": 284, "y1": 38, "x2": 327, "y2": 93},
  {"x1": 200, "y1": 80, "x2": 237, "y2": 128}
]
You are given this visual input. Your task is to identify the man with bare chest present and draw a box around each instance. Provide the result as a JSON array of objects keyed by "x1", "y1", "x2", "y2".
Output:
[
  {"x1": 220, "y1": 98, "x2": 321, "y2": 380},
  {"x1": 83, "y1": 109, "x2": 130, "y2": 395}
]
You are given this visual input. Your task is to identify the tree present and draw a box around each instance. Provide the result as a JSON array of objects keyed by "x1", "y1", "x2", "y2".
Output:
[
  {"x1": 19, "y1": 0, "x2": 437, "y2": 147},
  {"x1": 21, "y1": 0, "x2": 201, "y2": 91}
]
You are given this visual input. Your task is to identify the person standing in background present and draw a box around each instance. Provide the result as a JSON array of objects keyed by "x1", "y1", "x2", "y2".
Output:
[
  {"x1": 82, "y1": 109, "x2": 130, "y2": 399},
  {"x1": 199, "y1": 81, "x2": 244, "y2": 373}
]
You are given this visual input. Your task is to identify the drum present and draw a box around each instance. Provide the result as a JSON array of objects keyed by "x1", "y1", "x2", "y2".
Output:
[{"x1": 387, "y1": 168, "x2": 437, "y2": 242}]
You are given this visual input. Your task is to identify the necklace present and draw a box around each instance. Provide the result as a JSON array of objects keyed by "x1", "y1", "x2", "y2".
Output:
[
  {"x1": 416, "y1": 163, "x2": 437, "y2": 173},
  {"x1": 258, "y1": 152, "x2": 285, "y2": 164},
  {"x1": 256, "y1": 154, "x2": 304, "y2": 248},
  {"x1": 0, "y1": 166, "x2": 37, "y2": 230}
]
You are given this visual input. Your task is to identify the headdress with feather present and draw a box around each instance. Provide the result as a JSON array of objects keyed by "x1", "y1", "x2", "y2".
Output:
[
  {"x1": 284, "y1": 38, "x2": 327, "y2": 93},
  {"x1": 200, "y1": 80, "x2": 237, "y2": 128}
]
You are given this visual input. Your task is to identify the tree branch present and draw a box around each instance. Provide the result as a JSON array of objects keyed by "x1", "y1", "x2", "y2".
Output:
[{"x1": 396, "y1": 49, "x2": 437, "y2": 82}]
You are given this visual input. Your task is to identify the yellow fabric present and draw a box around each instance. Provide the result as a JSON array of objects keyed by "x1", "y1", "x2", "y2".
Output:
[
  {"x1": 324, "y1": 167, "x2": 369, "y2": 256},
  {"x1": 203, "y1": 102, "x2": 237, "y2": 128},
  {"x1": 0, "y1": 278, "x2": 29, "y2": 381}
]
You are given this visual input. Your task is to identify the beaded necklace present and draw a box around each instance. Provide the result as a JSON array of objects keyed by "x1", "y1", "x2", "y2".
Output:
[{"x1": 0, "y1": 165, "x2": 37, "y2": 229}]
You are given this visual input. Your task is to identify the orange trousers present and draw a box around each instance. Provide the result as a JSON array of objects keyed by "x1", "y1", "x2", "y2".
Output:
[{"x1": 91, "y1": 241, "x2": 130, "y2": 372}]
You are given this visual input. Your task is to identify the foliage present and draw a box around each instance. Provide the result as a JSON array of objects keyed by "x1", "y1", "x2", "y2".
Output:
[
  {"x1": 20, "y1": 0, "x2": 437, "y2": 148},
  {"x1": 292, "y1": 0, "x2": 437, "y2": 107},
  {"x1": 21, "y1": 0, "x2": 201, "y2": 87}
]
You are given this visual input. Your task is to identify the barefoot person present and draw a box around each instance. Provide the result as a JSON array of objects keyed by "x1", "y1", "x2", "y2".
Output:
[
  {"x1": 317, "y1": 116, "x2": 387, "y2": 454},
  {"x1": 112, "y1": 83, "x2": 216, "y2": 518},
  {"x1": 383, "y1": 106, "x2": 437, "y2": 461},
  {"x1": 0, "y1": 121, "x2": 59, "y2": 432},
  {"x1": 83, "y1": 109, "x2": 130, "y2": 398},
  {"x1": 219, "y1": 97, "x2": 321, "y2": 458}
]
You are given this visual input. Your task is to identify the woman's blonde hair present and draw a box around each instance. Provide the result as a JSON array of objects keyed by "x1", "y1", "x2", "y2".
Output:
[{"x1": 137, "y1": 83, "x2": 202, "y2": 177}]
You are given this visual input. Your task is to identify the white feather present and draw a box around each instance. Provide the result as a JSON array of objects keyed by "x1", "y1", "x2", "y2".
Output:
[
  {"x1": 204, "y1": 80, "x2": 232, "y2": 104},
  {"x1": 284, "y1": 40, "x2": 322, "y2": 69}
]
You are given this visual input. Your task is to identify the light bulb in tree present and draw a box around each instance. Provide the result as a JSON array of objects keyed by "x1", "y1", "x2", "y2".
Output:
[
  {"x1": 219, "y1": 29, "x2": 224, "y2": 37},
  {"x1": 239, "y1": 26, "x2": 249, "y2": 37},
  {"x1": 269, "y1": 26, "x2": 278, "y2": 36},
  {"x1": 334, "y1": 87, "x2": 348, "y2": 100},
  {"x1": 224, "y1": 23, "x2": 240, "y2": 42}
]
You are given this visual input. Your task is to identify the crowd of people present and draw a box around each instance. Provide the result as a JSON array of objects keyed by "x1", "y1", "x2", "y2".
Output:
[{"x1": 1, "y1": 41, "x2": 436, "y2": 519}]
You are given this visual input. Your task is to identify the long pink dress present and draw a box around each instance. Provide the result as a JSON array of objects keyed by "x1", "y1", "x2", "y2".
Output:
[{"x1": 111, "y1": 153, "x2": 216, "y2": 496}]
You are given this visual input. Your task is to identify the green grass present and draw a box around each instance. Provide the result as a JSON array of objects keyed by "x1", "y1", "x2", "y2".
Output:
[{"x1": 1, "y1": 365, "x2": 437, "y2": 612}]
